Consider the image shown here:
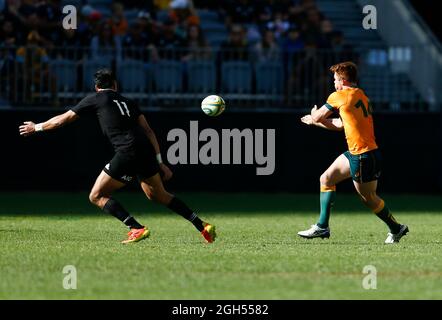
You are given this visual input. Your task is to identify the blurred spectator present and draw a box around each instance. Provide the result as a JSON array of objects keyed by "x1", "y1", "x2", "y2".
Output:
[
  {"x1": 16, "y1": 0, "x2": 37, "y2": 20},
  {"x1": 283, "y1": 26, "x2": 304, "y2": 54},
  {"x1": 90, "y1": 22, "x2": 122, "y2": 63},
  {"x1": 192, "y1": 0, "x2": 219, "y2": 10},
  {"x1": 181, "y1": 24, "x2": 211, "y2": 61},
  {"x1": 0, "y1": 19, "x2": 19, "y2": 46},
  {"x1": 266, "y1": 11, "x2": 290, "y2": 40},
  {"x1": 123, "y1": 0, "x2": 156, "y2": 13},
  {"x1": 245, "y1": 23, "x2": 261, "y2": 45},
  {"x1": 301, "y1": 8, "x2": 323, "y2": 45},
  {"x1": 288, "y1": 0, "x2": 318, "y2": 24},
  {"x1": 16, "y1": 30, "x2": 57, "y2": 104},
  {"x1": 328, "y1": 31, "x2": 357, "y2": 64},
  {"x1": 16, "y1": 30, "x2": 50, "y2": 69},
  {"x1": 155, "y1": 0, "x2": 172, "y2": 10},
  {"x1": 34, "y1": 0, "x2": 62, "y2": 43},
  {"x1": 138, "y1": 11, "x2": 161, "y2": 61},
  {"x1": 168, "y1": 0, "x2": 200, "y2": 38},
  {"x1": 0, "y1": 45, "x2": 17, "y2": 102},
  {"x1": 0, "y1": 19, "x2": 18, "y2": 102},
  {"x1": 6, "y1": 0, "x2": 38, "y2": 39},
  {"x1": 137, "y1": 11, "x2": 160, "y2": 41},
  {"x1": 317, "y1": 18, "x2": 334, "y2": 48},
  {"x1": 53, "y1": 28, "x2": 87, "y2": 60},
  {"x1": 219, "y1": 24, "x2": 250, "y2": 61},
  {"x1": 107, "y1": 2, "x2": 128, "y2": 37},
  {"x1": 123, "y1": 20, "x2": 158, "y2": 61},
  {"x1": 154, "y1": 17, "x2": 186, "y2": 60},
  {"x1": 224, "y1": 0, "x2": 255, "y2": 26},
  {"x1": 255, "y1": 1, "x2": 273, "y2": 29},
  {"x1": 81, "y1": 5, "x2": 103, "y2": 36},
  {"x1": 253, "y1": 28, "x2": 280, "y2": 62}
]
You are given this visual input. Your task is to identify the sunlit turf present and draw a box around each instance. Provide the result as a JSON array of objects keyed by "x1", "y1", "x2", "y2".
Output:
[{"x1": 1, "y1": 192, "x2": 441, "y2": 299}]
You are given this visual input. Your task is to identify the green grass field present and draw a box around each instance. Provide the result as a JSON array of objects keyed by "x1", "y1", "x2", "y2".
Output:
[{"x1": 1, "y1": 192, "x2": 441, "y2": 300}]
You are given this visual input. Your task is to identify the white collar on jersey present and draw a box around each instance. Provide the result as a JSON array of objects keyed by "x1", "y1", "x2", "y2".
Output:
[{"x1": 97, "y1": 88, "x2": 116, "y2": 92}]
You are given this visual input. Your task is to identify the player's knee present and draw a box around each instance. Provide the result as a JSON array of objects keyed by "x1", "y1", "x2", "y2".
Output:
[
  {"x1": 358, "y1": 192, "x2": 377, "y2": 205},
  {"x1": 320, "y1": 173, "x2": 331, "y2": 186},
  {"x1": 143, "y1": 190, "x2": 153, "y2": 201},
  {"x1": 89, "y1": 191, "x2": 101, "y2": 206}
]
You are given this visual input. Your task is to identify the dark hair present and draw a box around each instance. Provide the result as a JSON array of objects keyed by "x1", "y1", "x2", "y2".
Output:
[
  {"x1": 187, "y1": 24, "x2": 207, "y2": 47},
  {"x1": 94, "y1": 68, "x2": 115, "y2": 89}
]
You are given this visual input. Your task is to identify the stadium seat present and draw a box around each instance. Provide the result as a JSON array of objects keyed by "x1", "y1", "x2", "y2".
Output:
[
  {"x1": 95, "y1": 6, "x2": 112, "y2": 18},
  {"x1": 156, "y1": 10, "x2": 169, "y2": 22},
  {"x1": 200, "y1": 21, "x2": 226, "y2": 32},
  {"x1": 255, "y1": 62, "x2": 284, "y2": 94},
  {"x1": 50, "y1": 59, "x2": 77, "y2": 92},
  {"x1": 87, "y1": 0, "x2": 112, "y2": 6},
  {"x1": 187, "y1": 61, "x2": 216, "y2": 93},
  {"x1": 197, "y1": 10, "x2": 220, "y2": 23},
  {"x1": 154, "y1": 60, "x2": 183, "y2": 93},
  {"x1": 207, "y1": 34, "x2": 228, "y2": 49},
  {"x1": 117, "y1": 60, "x2": 148, "y2": 92},
  {"x1": 125, "y1": 9, "x2": 139, "y2": 23},
  {"x1": 221, "y1": 61, "x2": 252, "y2": 94},
  {"x1": 82, "y1": 59, "x2": 112, "y2": 91},
  {"x1": 61, "y1": 0, "x2": 82, "y2": 7}
]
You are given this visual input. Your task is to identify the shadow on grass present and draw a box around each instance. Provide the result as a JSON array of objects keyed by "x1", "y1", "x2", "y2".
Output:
[{"x1": 0, "y1": 192, "x2": 441, "y2": 215}]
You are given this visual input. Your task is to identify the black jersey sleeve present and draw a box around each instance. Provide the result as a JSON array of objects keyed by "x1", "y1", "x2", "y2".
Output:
[
  {"x1": 70, "y1": 94, "x2": 97, "y2": 117},
  {"x1": 131, "y1": 99, "x2": 142, "y2": 119}
]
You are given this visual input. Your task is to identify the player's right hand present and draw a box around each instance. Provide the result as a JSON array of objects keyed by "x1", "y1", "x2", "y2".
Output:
[
  {"x1": 159, "y1": 163, "x2": 173, "y2": 181},
  {"x1": 301, "y1": 115, "x2": 314, "y2": 125},
  {"x1": 19, "y1": 121, "x2": 36, "y2": 137}
]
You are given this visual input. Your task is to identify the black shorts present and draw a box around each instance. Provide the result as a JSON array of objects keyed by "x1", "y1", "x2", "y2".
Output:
[
  {"x1": 103, "y1": 150, "x2": 160, "y2": 184},
  {"x1": 343, "y1": 149, "x2": 382, "y2": 183}
]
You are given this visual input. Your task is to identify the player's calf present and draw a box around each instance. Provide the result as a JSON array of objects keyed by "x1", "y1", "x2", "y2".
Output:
[
  {"x1": 140, "y1": 177, "x2": 216, "y2": 243},
  {"x1": 372, "y1": 199, "x2": 402, "y2": 234},
  {"x1": 165, "y1": 195, "x2": 217, "y2": 243}
]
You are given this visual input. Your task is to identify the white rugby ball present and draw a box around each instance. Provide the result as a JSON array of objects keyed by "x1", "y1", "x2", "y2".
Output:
[{"x1": 201, "y1": 95, "x2": 225, "y2": 117}]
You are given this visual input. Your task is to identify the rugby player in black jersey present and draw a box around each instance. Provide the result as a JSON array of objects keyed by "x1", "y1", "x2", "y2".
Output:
[{"x1": 19, "y1": 69, "x2": 216, "y2": 244}]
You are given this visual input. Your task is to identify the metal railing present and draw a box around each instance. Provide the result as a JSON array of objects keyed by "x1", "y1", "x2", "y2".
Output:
[{"x1": 0, "y1": 45, "x2": 438, "y2": 111}]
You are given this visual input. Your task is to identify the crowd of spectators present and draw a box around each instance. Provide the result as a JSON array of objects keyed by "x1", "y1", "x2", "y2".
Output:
[
  {"x1": 0, "y1": 0, "x2": 354, "y2": 62},
  {"x1": 0, "y1": 0, "x2": 355, "y2": 105}
]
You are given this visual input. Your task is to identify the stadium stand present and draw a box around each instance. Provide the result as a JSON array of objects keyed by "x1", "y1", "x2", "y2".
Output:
[{"x1": 0, "y1": 0, "x2": 439, "y2": 110}]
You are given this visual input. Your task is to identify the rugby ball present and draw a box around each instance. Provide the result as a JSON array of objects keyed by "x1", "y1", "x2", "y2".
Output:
[{"x1": 201, "y1": 95, "x2": 225, "y2": 117}]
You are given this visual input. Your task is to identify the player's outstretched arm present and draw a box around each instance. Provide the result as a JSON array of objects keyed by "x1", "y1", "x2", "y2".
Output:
[
  {"x1": 19, "y1": 110, "x2": 79, "y2": 137},
  {"x1": 310, "y1": 105, "x2": 332, "y2": 123},
  {"x1": 301, "y1": 105, "x2": 343, "y2": 131},
  {"x1": 137, "y1": 114, "x2": 173, "y2": 181},
  {"x1": 300, "y1": 115, "x2": 343, "y2": 131}
]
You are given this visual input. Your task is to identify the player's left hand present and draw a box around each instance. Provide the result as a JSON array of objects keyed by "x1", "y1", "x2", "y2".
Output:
[
  {"x1": 160, "y1": 163, "x2": 173, "y2": 181},
  {"x1": 19, "y1": 121, "x2": 36, "y2": 137}
]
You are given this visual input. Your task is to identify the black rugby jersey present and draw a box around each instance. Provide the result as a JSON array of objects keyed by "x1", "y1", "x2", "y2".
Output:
[{"x1": 70, "y1": 90, "x2": 150, "y2": 153}]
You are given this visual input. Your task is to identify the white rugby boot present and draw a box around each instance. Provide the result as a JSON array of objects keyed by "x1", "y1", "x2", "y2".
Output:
[
  {"x1": 385, "y1": 224, "x2": 409, "y2": 244},
  {"x1": 297, "y1": 224, "x2": 330, "y2": 239}
]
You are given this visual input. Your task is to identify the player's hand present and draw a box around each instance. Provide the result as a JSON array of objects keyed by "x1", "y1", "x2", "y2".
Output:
[
  {"x1": 310, "y1": 105, "x2": 318, "y2": 116},
  {"x1": 19, "y1": 121, "x2": 36, "y2": 137},
  {"x1": 159, "y1": 163, "x2": 173, "y2": 181},
  {"x1": 301, "y1": 115, "x2": 315, "y2": 125}
]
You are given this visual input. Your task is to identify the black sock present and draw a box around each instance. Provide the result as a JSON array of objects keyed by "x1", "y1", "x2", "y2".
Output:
[
  {"x1": 103, "y1": 198, "x2": 144, "y2": 229},
  {"x1": 167, "y1": 197, "x2": 204, "y2": 232}
]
